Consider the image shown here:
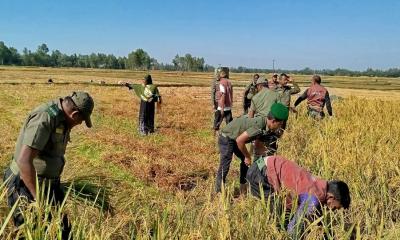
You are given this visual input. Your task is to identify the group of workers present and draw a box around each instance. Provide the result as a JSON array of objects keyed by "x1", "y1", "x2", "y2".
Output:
[
  {"x1": 2, "y1": 69, "x2": 348, "y2": 239},
  {"x1": 211, "y1": 68, "x2": 349, "y2": 235}
]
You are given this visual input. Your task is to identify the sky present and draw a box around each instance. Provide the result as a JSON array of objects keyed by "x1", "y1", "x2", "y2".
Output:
[{"x1": 1, "y1": 0, "x2": 399, "y2": 70}]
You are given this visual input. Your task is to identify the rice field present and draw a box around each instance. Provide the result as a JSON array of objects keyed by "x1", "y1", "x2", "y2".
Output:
[{"x1": 0, "y1": 67, "x2": 400, "y2": 239}]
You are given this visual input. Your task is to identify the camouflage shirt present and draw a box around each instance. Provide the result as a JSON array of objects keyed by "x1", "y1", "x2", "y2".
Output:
[
  {"x1": 10, "y1": 99, "x2": 70, "y2": 178},
  {"x1": 276, "y1": 83, "x2": 300, "y2": 107}
]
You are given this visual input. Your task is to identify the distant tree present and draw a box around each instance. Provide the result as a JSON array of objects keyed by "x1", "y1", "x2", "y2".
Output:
[
  {"x1": 34, "y1": 43, "x2": 51, "y2": 66},
  {"x1": 126, "y1": 49, "x2": 151, "y2": 70},
  {"x1": 0, "y1": 41, "x2": 11, "y2": 65}
]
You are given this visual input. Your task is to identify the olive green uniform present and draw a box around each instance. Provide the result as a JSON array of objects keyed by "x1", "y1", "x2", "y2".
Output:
[
  {"x1": 216, "y1": 115, "x2": 269, "y2": 192},
  {"x1": 243, "y1": 83, "x2": 257, "y2": 113},
  {"x1": 10, "y1": 99, "x2": 70, "y2": 178},
  {"x1": 276, "y1": 83, "x2": 300, "y2": 107},
  {"x1": 249, "y1": 88, "x2": 280, "y2": 117},
  {"x1": 221, "y1": 115, "x2": 267, "y2": 140},
  {"x1": 5, "y1": 98, "x2": 72, "y2": 238}
]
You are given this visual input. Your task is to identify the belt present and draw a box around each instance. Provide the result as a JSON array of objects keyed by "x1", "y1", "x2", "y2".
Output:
[{"x1": 220, "y1": 132, "x2": 228, "y2": 138}]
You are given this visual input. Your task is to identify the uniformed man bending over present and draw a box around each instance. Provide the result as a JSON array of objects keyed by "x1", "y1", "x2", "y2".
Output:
[
  {"x1": 215, "y1": 103, "x2": 289, "y2": 194},
  {"x1": 3, "y1": 91, "x2": 94, "y2": 239}
]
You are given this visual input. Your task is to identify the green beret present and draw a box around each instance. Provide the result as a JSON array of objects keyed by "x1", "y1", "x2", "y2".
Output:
[{"x1": 270, "y1": 103, "x2": 289, "y2": 121}]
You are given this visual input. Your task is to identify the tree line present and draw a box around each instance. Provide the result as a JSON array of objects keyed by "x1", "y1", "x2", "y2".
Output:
[
  {"x1": 0, "y1": 41, "x2": 210, "y2": 72},
  {"x1": 231, "y1": 66, "x2": 400, "y2": 78},
  {"x1": 1, "y1": 41, "x2": 400, "y2": 77}
]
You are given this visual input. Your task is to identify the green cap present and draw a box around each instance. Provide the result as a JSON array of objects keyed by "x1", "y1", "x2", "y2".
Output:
[
  {"x1": 71, "y1": 91, "x2": 94, "y2": 128},
  {"x1": 256, "y1": 77, "x2": 267, "y2": 85},
  {"x1": 270, "y1": 102, "x2": 289, "y2": 121}
]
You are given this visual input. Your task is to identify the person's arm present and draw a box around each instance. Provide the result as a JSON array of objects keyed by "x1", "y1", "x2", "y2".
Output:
[
  {"x1": 248, "y1": 99, "x2": 256, "y2": 118},
  {"x1": 236, "y1": 131, "x2": 251, "y2": 165},
  {"x1": 219, "y1": 84, "x2": 226, "y2": 114},
  {"x1": 211, "y1": 79, "x2": 217, "y2": 110},
  {"x1": 125, "y1": 83, "x2": 133, "y2": 90},
  {"x1": 243, "y1": 85, "x2": 251, "y2": 110},
  {"x1": 294, "y1": 89, "x2": 308, "y2": 107},
  {"x1": 289, "y1": 82, "x2": 301, "y2": 94},
  {"x1": 17, "y1": 112, "x2": 52, "y2": 199},
  {"x1": 16, "y1": 145, "x2": 39, "y2": 199},
  {"x1": 287, "y1": 194, "x2": 320, "y2": 236},
  {"x1": 325, "y1": 91, "x2": 333, "y2": 116}
]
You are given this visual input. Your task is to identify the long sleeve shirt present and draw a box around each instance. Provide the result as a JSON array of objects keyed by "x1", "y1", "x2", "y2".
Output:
[{"x1": 294, "y1": 85, "x2": 332, "y2": 116}]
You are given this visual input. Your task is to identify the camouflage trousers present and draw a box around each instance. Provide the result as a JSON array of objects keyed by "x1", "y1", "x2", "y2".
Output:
[{"x1": 307, "y1": 107, "x2": 325, "y2": 120}]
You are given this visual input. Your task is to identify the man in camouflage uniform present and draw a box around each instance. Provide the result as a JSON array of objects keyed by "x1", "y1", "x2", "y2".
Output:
[
  {"x1": 268, "y1": 73, "x2": 279, "y2": 89},
  {"x1": 248, "y1": 77, "x2": 280, "y2": 118},
  {"x1": 3, "y1": 91, "x2": 94, "y2": 239},
  {"x1": 211, "y1": 68, "x2": 233, "y2": 134},
  {"x1": 242, "y1": 74, "x2": 259, "y2": 114},
  {"x1": 248, "y1": 78, "x2": 282, "y2": 156},
  {"x1": 211, "y1": 67, "x2": 229, "y2": 111},
  {"x1": 215, "y1": 103, "x2": 289, "y2": 194},
  {"x1": 275, "y1": 73, "x2": 300, "y2": 129}
]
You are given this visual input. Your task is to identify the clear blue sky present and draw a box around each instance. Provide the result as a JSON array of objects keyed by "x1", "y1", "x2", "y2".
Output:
[{"x1": 1, "y1": 0, "x2": 399, "y2": 70}]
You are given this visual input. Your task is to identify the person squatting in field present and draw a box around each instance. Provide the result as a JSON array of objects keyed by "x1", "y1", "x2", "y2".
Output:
[
  {"x1": 215, "y1": 102, "x2": 289, "y2": 194},
  {"x1": 294, "y1": 74, "x2": 332, "y2": 119},
  {"x1": 246, "y1": 155, "x2": 351, "y2": 237},
  {"x1": 242, "y1": 73, "x2": 259, "y2": 114},
  {"x1": 3, "y1": 91, "x2": 95, "y2": 240},
  {"x1": 120, "y1": 74, "x2": 162, "y2": 135}
]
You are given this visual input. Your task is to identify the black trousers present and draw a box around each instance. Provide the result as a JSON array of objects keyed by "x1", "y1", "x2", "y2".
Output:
[
  {"x1": 213, "y1": 110, "x2": 233, "y2": 131},
  {"x1": 246, "y1": 161, "x2": 272, "y2": 200},
  {"x1": 3, "y1": 168, "x2": 71, "y2": 240},
  {"x1": 139, "y1": 100, "x2": 155, "y2": 135},
  {"x1": 243, "y1": 99, "x2": 251, "y2": 114},
  {"x1": 215, "y1": 135, "x2": 248, "y2": 192}
]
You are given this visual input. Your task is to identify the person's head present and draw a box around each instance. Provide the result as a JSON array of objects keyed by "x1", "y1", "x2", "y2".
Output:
[
  {"x1": 253, "y1": 74, "x2": 260, "y2": 83},
  {"x1": 62, "y1": 91, "x2": 94, "y2": 129},
  {"x1": 266, "y1": 103, "x2": 289, "y2": 130},
  {"x1": 143, "y1": 74, "x2": 153, "y2": 85},
  {"x1": 255, "y1": 77, "x2": 267, "y2": 91},
  {"x1": 272, "y1": 73, "x2": 278, "y2": 83},
  {"x1": 326, "y1": 180, "x2": 351, "y2": 210},
  {"x1": 219, "y1": 70, "x2": 228, "y2": 79},
  {"x1": 312, "y1": 75, "x2": 322, "y2": 85},
  {"x1": 279, "y1": 73, "x2": 289, "y2": 86}
]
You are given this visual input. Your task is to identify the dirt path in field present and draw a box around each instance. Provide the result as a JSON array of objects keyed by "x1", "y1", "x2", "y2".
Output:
[{"x1": 2, "y1": 81, "x2": 400, "y2": 99}]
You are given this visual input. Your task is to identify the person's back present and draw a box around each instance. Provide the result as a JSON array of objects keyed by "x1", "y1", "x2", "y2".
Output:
[
  {"x1": 249, "y1": 88, "x2": 280, "y2": 117},
  {"x1": 306, "y1": 83, "x2": 328, "y2": 112},
  {"x1": 265, "y1": 156, "x2": 328, "y2": 205},
  {"x1": 294, "y1": 75, "x2": 332, "y2": 118},
  {"x1": 216, "y1": 77, "x2": 233, "y2": 110}
]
